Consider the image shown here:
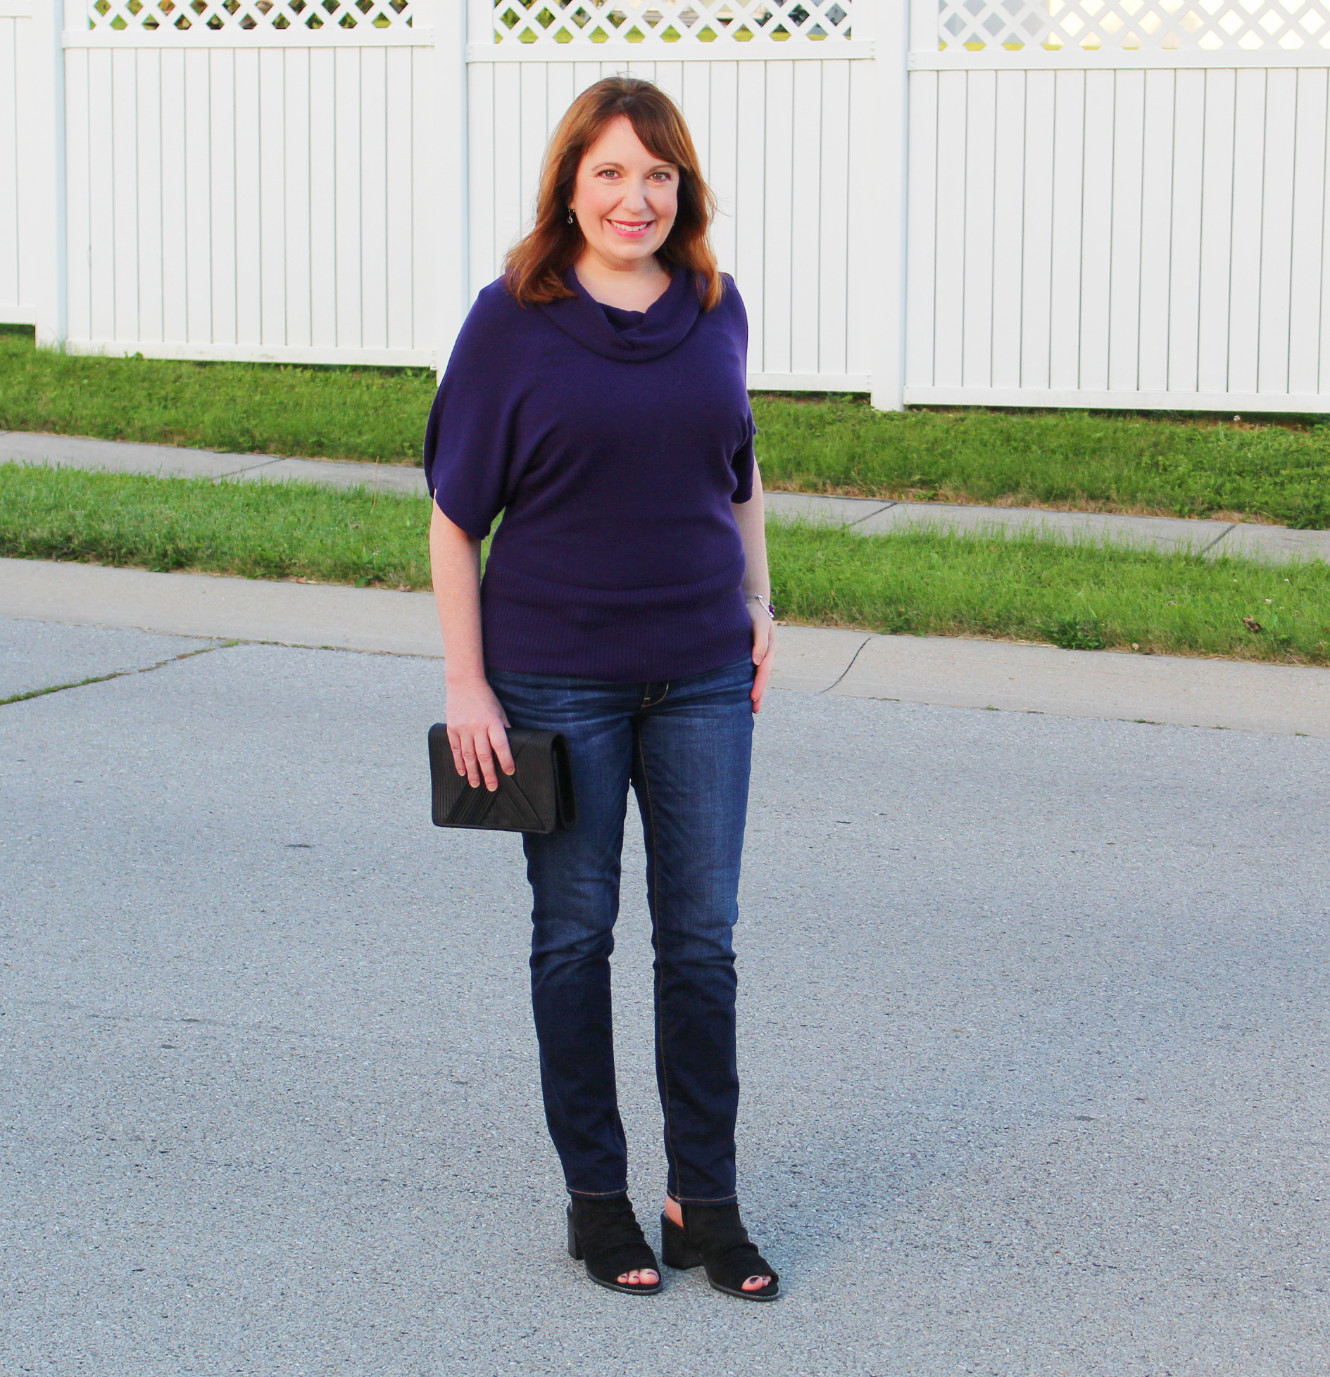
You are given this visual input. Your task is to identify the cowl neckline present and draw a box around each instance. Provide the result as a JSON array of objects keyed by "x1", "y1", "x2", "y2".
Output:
[{"x1": 535, "y1": 263, "x2": 702, "y2": 362}]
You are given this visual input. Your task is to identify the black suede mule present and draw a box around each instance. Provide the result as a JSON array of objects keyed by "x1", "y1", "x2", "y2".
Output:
[
  {"x1": 566, "y1": 1195, "x2": 662, "y2": 1295},
  {"x1": 660, "y1": 1200, "x2": 781, "y2": 1301}
]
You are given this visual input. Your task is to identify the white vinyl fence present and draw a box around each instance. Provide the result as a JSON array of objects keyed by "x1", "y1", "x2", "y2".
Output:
[{"x1": 5, "y1": 0, "x2": 1330, "y2": 413}]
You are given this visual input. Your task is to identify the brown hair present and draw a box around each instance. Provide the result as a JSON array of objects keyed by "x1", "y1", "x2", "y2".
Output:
[{"x1": 503, "y1": 76, "x2": 723, "y2": 312}]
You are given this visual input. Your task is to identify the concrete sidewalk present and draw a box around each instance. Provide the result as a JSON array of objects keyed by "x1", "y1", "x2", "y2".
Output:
[
  {"x1": 5, "y1": 428, "x2": 1330, "y2": 564},
  {"x1": 5, "y1": 557, "x2": 1330, "y2": 738}
]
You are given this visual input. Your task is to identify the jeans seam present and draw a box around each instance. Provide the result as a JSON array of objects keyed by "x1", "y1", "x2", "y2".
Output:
[
  {"x1": 634, "y1": 725, "x2": 684, "y2": 1197},
  {"x1": 669, "y1": 1191, "x2": 739, "y2": 1205},
  {"x1": 568, "y1": 1186, "x2": 630, "y2": 1198}
]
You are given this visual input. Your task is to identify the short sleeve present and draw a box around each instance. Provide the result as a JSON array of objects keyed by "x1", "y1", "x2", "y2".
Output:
[
  {"x1": 721, "y1": 273, "x2": 755, "y2": 505},
  {"x1": 422, "y1": 285, "x2": 522, "y2": 540},
  {"x1": 730, "y1": 410, "x2": 756, "y2": 504}
]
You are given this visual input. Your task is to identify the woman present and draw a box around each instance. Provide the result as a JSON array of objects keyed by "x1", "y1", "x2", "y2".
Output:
[{"x1": 424, "y1": 76, "x2": 779, "y2": 1302}]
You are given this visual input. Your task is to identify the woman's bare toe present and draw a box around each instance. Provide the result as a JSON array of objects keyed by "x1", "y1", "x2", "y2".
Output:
[{"x1": 741, "y1": 1275, "x2": 771, "y2": 1291}]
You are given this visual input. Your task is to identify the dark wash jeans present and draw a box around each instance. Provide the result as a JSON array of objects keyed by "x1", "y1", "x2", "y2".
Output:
[{"x1": 487, "y1": 655, "x2": 756, "y2": 1204}]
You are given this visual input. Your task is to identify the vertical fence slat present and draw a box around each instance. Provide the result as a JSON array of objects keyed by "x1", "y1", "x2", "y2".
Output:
[
  {"x1": 545, "y1": 60, "x2": 574, "y2": 143},
  {"x1": 518, "y1": 61, "x2": 547, "y2": 248},
  {"x1": 1078, "y1": 70, "x2": 1114, "y2": 392},
  {"x1": 134, "y1": 49, "x2": 162, "y2": 344},
  {"x1": 1049, "y1": 70, "x2": 1084, "y2": 393},
  {"x1": 234, "y1": 47, "x2": 261, "y2": 348},
  {"x1": 1258, "y1": 69, "x2": 1296, "y2": 396},
  {"x1": 184, "y1": 49, "x2": 213, "y2": 344},
  {"x1": 0, "y1": 21, "x2": 19, "y2": 311},
  {"x1": 817, "y1": 59, "x2": 849, "y2": 378},
  {"x1": 1167, "y1": 68, "x2": 1204, "y2": 393},
  {"x1": 87, "y1": 51, "x2": 115, "y2": 342},
  {"x1": 385, "y1": 45, "x2": 412, "y2": 351},
  {"x1": 707, "y1": 60, "x2": 738, "y2": 279},
  {"x1": 1108, "y1": 70, "x2": 1144, "y2": 393},
  {"x1": 1228, "y1": 69, "x2": 1266, "y2": 395},
  {"x1": 962, "y1": 69, "x2": 995, "y2": 388},
  {"x1": 762, "y1": 59, "x2": 794, "y2": 376},
  {"x1": 989, "y1": 70, "x2": 1025, "y2": 391},
  {"x1": 334, "y1": 45, "x2": 361, "y2": 349},
  {"x1": 789, "y1": 58, "x2": 821, "y2": 376},
  {"x1": 1138, "y1": 70, "x2": 1175, "y2": 394},
  {"x1": 653, "y1": 59, "x2": 684, "y2": 108},
  {"x1": 734, "y1": 58, "x2": 765, "y2": 371},
  {"x1": 284, "y1": 48, "x2": 312, "y2": 350},
  {"x1": 903, "y1": 66, "x2": 937, "y2": 387},
  {"x1": 258, "y1": 48, "x2": 285, "y2": 348},
  {"x1": 1289, "y1": 69, "x2": 1327, "y2": 397},
  {"x1": 1019, "y1": 70, "x2": 1054, "y2": 390},
  {"x1": 159, "y1": 48, "x2": 186, "y2": 344},
  {"x1": 308, "y1": 48, "x2": 336, "y2": 350},
  {"x1": 845, "y1": 52, "x2": 876, "y2": 380},
  {"x1": 208, "y1": 49, "x2": 237, "y2": 346},
  {"x1": 933, "y1": 69, "x2": 967, "y2": 389},
  {"x1": 490, "y1": 63, "x2": 521, "y2": 276},
  {"x1": 411, "y1": 45, "x2": 433, "y2": 348},
  {"x1": 1197, "y1": 68, "x2": 1235, "y2": 396},
  {"x1": 65, "y1": 45, "x2": 91, "y2": 343},
  {"x1": 466, "y1": 57, "x2": 496, "y2": 297},
  {"x1": 1320, "y1": 71, "x2": 1330, "y2": 396},
  {"x1": 111, "y1": 48, "x2": 139, "y2": 343},
  {"x1": 360, "y1": 46, "x2": 387, "y2": 351}
]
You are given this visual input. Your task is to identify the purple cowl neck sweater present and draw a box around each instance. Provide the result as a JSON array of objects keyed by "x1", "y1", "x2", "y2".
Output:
[{"x1": 423, "y1": 264, "x2": 756, "y2": 683}]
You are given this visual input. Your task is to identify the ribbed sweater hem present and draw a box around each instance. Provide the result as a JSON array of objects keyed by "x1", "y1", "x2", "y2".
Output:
[{"x1": 480, "y1": 562, "x2": 752, "y2": 683}]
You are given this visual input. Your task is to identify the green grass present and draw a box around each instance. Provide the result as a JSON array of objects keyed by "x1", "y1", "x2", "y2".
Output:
[
  {"x1": 4, "y1": 464, "x2": 1326, "y2": 666},
  {"x1": 771, "y1": 521, "x2": 1329, "y2": 665},
  {"x1": 4, "y1": 325, "x2": 1330, "y2": 527},
  {"x1": 0, "y1": 325, "x2": 436, "y2": 465},
  {"x1": 0, "y1": 464, "x2": 433, "y2": 589},
  {"x1": 752, "y1": 397, "x2": 1330, "y2": 529}
]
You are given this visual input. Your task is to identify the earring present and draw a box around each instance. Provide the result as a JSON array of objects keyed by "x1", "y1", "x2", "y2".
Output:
[{"x1": 566, "y1": 208, "x2": 575, "y2": 225}]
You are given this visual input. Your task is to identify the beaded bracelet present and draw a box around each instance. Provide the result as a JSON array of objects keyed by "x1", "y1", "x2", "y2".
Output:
[{"x1": 746, "y1": 594, "x2": 776, "y2": 620}]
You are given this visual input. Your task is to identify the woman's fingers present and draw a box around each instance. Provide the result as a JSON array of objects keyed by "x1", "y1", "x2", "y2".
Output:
[
  {"x1": 446, "y1": 682, "x2": 515, "y2": 791},
  {"x1": 489, "y1": 722, "x2": 516, "y2": 782},
  {"x1": 751, "y1": 617, "x2": 776, "y2": 714},
  {"x1": 448, "y1": 725, "x2": 498, "y2": 790},
  {"x1": 752, "y1": 650, "x2": 775, "y2": 714}
]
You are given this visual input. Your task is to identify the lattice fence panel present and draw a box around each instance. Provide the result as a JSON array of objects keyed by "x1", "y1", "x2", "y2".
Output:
[
  {"x1": 937, "y1": 0, "x2": 1330, "y2": 50},
  {"x1": 86, "y1": 0, "x2": 413, "y2": 32},
  {"x1": 492, "y1": 0, "x2": 853, "y2": 45}
]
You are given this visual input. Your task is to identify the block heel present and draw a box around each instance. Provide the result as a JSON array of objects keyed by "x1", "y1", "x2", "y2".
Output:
[
  {"x1": 660, "y1": 1200, "x2": 781, "y2": 1302},
  {"x1": 660, "y1": 1211, "x2": 702, "y2": 1270},
  {"x1": 565, "y1": 1196, "x2": 661, "y2": 1295}
]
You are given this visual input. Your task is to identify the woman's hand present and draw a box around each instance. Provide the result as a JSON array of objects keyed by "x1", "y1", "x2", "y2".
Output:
[
  {"x1": 445, "y1": 676, "x2": 516, "y2": 791},
  {"x1": 747, "y1": 599, "x2": 776, "y2": 715}
]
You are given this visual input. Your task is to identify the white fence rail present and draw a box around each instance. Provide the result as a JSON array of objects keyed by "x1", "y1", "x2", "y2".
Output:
[{"x1": 4, "y1": 0, "x2": 1330, "y2": 413}]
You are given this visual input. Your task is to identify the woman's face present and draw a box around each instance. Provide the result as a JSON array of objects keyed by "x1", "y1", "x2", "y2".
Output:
[{"x1": 569, "y1": 114, "x2": 679, "y2": 273}]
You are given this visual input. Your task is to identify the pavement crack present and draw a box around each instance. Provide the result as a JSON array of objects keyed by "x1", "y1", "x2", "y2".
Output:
[
  {"x1": 0, "y1": 641, "x2": 236, "y2": 708},
  {"x1": 845, "y1": 501, "x2": 898, "y2": 527},
  {"x1": 819, "y1": 634, "x2": 874, "y2": 694},
  {"x1": 1198, "y1": 523, "x2": 1238, "y2": 556}
]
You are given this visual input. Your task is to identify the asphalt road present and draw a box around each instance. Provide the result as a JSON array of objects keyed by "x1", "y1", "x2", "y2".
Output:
[{"x1": 2, "y1": 616, "x2": 1328, "y2": 1376}]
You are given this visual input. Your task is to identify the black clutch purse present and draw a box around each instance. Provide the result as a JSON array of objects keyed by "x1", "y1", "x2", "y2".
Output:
[{"x1": 428, "y1": 724, "x2": 577, "y2": 834}]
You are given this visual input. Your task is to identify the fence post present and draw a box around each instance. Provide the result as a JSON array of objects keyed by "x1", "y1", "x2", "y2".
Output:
[
  {"x1": 17, "y1": 0, "x2": 66, "y2": 346},
  {"x1": 867, "y1": 0, "x2": 909, "y2": 412},
  {"x1": 430, "y1": 0, "x2": 471, "y2": 380}
]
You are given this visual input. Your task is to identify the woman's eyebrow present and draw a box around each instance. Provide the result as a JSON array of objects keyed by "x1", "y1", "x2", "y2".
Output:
[{"x1": 590, "y1": 159, "x2": 675, "y2": 171}]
